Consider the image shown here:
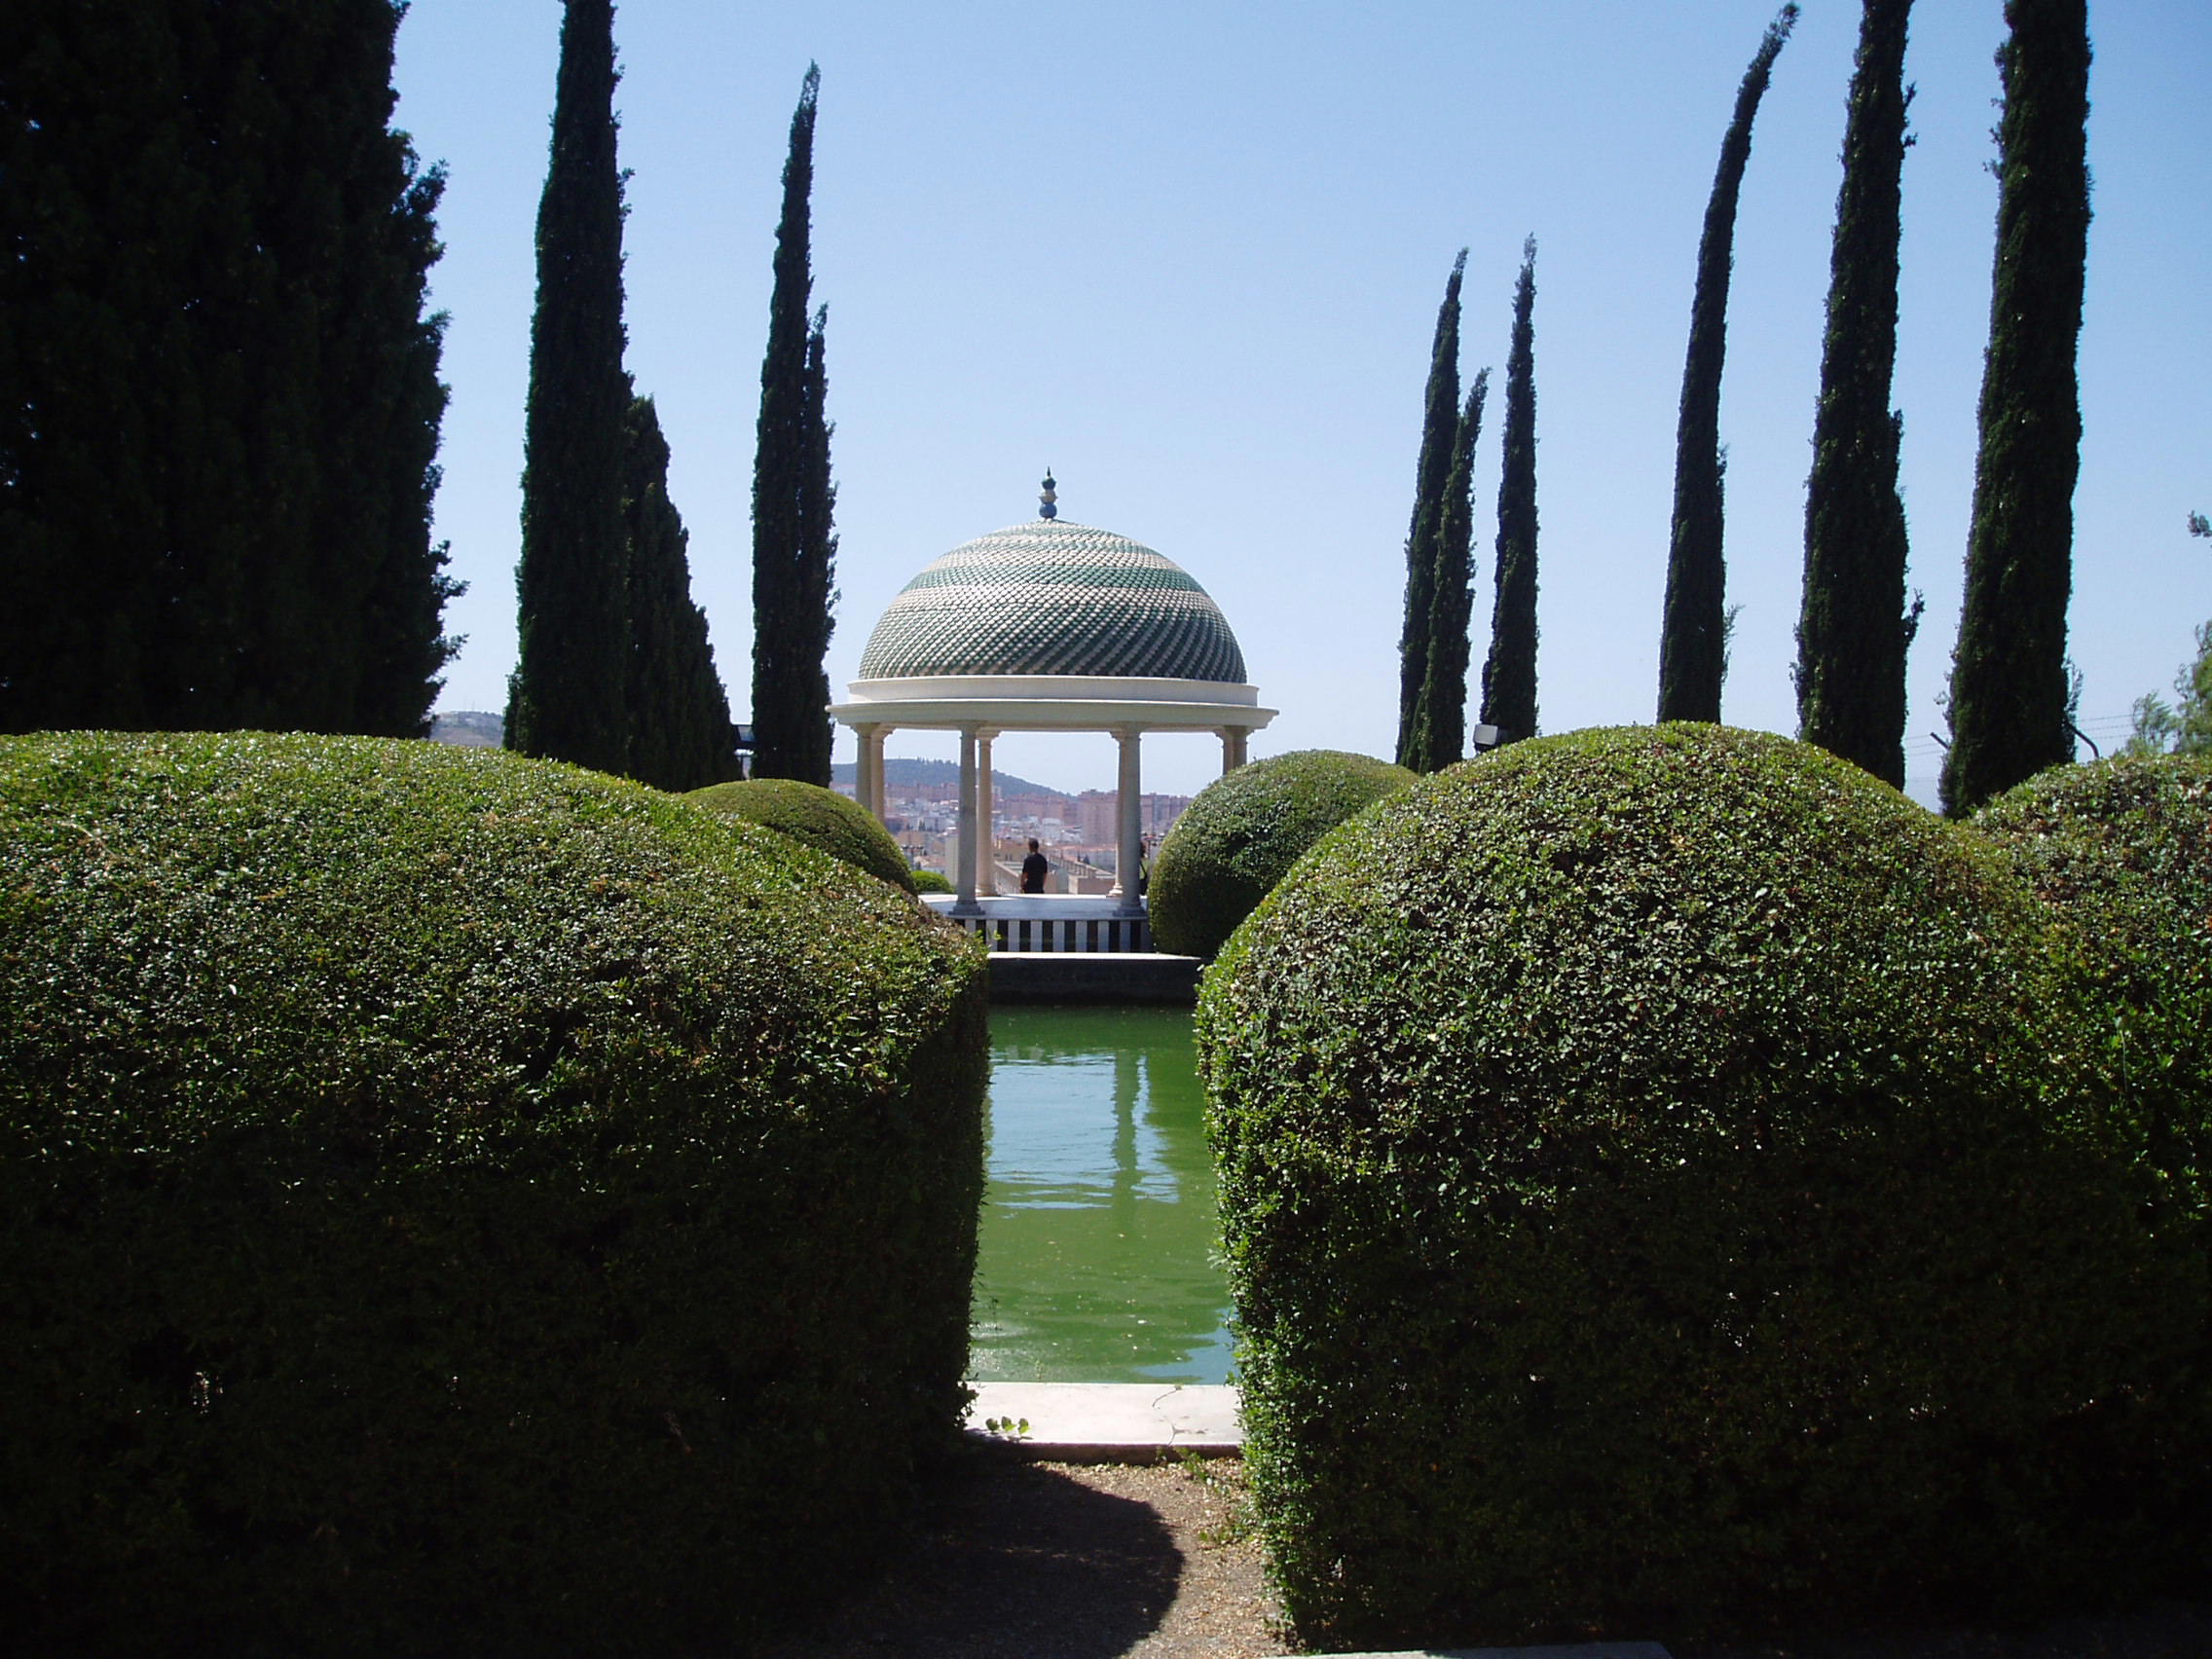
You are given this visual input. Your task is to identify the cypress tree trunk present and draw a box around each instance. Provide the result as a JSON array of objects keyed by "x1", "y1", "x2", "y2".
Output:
[
  {"x1": 1939, "y1": 0, "x2": 2090, "y2": 816},
  {"x1": 507, "y1": 0, "x2": 631, "y2": 775},
  {"x1": 0, "y1": 0, "x2": 456, "y2": 736},
  {"x1": 751, "y1": 64, "x2": 836, "y2": 786},
  {"x1": 624, "y1": 392, "x2": 736, "y2": 792},
  {"x1": 1409, "y1": 372, "x2": 1490, "y2": 773},
  {"x1": 1795, "y1": 0, "x2": 1916, "y2": 789},
  {"x1": 1480, "y1": 239, "x2": 1541, "y2": 747},
  {"x1": 1658, "y1": 4, "x2": 1798, "y2": 725},
  {"x1": 1396, "y1": 251, "x2": 1467, "y2": 771}
]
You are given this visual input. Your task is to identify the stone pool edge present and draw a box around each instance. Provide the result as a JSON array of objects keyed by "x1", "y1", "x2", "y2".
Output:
[{"x1": 964, "y1": 1381, "x2": 1240, "y2": 1461}]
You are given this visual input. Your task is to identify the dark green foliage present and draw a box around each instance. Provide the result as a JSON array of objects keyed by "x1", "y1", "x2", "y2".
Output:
[
  {"x1": 1479, "y1": 238, "x2": 1540, "y2": 745},
  {"x1": 689, "y1": 776, "x2": 915, "y2": 892},
  {"x1": 0, "y1": 0, "x2": 457, "y2": 737},
  {"x1": 1408, "y1": 372, "x2": 1490, "y2": 773},
  {"x1": 1796, "y1": 0, "x2": 1918, "y2": 788},
  {"x1": 2128, "y1": 621, "x2": 2212, "y2": 756},
  {"x1": 623, "y1": 393, "x2": 737, "y2": 792},
  {"x1": 1975, "y1": 755, "x2": 2212, "y2": 1216},
  {"x1": 0, "y1": 731, "x2": 987, "y2": 1657},
  {"x1": 1198, "y1": 724, "x2": 2203, "y2": 1649},
  {"x1": 1659, "y1": 5, "x2": 1798, "y2": 724},
  {"x1": 910, "y1": 866, "x2": 955, "y2": 895},
  {"x1": 1150, "y1": 751, "x2": 1416, "y2": 960},
  {"x1": 507, "y1": 0, "x2": 632, "y2": 776},
  {"x1": 1397, "y1": 252, "x2": 1466, "y2": 771},
  {"x1": 751, "y1": 65, "x2": 837, "y2": 786},
  {"x1": 1941, "y1": 0, "x2": 2092, "y2": 816}
]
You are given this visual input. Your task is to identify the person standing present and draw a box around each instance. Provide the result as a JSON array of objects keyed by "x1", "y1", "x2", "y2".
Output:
[{"x1": 1020, "y1": 838, "x2": 1050, "y2": 894}]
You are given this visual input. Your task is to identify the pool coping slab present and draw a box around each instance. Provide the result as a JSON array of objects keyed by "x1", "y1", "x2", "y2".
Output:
[{"x1": 965, "y1": 1381, "x2": 1240, "y2": 1460}]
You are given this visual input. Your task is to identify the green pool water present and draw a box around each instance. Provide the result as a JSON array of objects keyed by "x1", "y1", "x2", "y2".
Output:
[{"x1": 969, "y1": 1004, "x2": 1235, "y2": 1383}]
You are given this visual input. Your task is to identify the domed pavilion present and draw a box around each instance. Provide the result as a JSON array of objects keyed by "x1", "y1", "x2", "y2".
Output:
[{"x1": 831, "y1": 476, "x2": 1274, "y2": 918}]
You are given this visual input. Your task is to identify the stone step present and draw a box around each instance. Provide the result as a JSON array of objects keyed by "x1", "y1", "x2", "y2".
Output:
[{"x1": 965, "y1": 1381, "x2": 1238, "y2": 1459}]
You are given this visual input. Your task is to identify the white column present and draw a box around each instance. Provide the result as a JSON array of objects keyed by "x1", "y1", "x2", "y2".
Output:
[
  {"x1": 854, "y1": 723, "x2": 883, "y2": 819},
  {"x1": 976, "y1": 730, "x2": 998, "y2": 897},
  {"x1": 953, "y1": 724, "x2": 980, "y2": 914},
  {"x1": 1220, "y1": 725, "x2": 1248, "y2": 774},
  {"x1": 868, "y1": 726, "x2": 893, "y2": 824},
  {"x1": 1114, "y1": 725, "x2": 1145, "y2": 917}
]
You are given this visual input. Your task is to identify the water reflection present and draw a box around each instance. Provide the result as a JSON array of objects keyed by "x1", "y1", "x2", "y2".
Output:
[{"x1": 971, "y1": 1006, "x2": 1234, "y2": 1383}]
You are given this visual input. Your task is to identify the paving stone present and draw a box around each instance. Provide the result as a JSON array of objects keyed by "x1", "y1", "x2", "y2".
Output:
[{"x1": 965, "y1": 1381, "x2": 1240, "y2": 1460}]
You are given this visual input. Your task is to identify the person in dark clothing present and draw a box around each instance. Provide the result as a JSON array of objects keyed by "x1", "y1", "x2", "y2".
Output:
[{"x1": 1020, "y1": 838, "x2": 1050, "y2": 894}]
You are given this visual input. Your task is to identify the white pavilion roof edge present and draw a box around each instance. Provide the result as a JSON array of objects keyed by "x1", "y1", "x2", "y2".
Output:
[
  {"x1": 840, "y1": 673, "x2": 1261, "y2": 707},
  {"x1": 828, "y1": 695, "x2": 1275, "y2": 733}
]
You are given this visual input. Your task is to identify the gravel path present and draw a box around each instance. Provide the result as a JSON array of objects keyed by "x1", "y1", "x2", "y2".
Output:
[{"x1": 755, "y1": 1453, "x2": 1283, "y2": 1659}]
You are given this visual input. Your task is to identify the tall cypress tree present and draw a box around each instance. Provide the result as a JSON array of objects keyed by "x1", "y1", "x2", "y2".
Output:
[
  {"x1": 507, "y1": 0, "x2": 631, "y2": 775},
  {"x1": 751, "y1": 63, "x2": 836, "y2": 786},
  {"x1": 791, "y1": 306, "x2": 839, "y2": 782},
  {"x1": 0, "y1": 0, "x2": 457, "y2": 736},
  {"x1": 1480, "y1": 238, "x2": 1541, "y2": 747},
  {"x1": 1795, "y1": 0, "x2": 1918, "y2": 789},
  {"x1": 1939, "y1": 0, "x2": 2091, "y2": 816},
  {"x1": 1658, "y1": 4, "x2": 1798, "y2": 724},
  {"x1": 623, "y1": 391, "x2": 735, "y2": 792},
  {"x1": 1396, "y1": 251, "x2": 1467, "y2": 771},
  {"x1": 1407, "y1": 372, "x2": 1490, "y2": 773}
]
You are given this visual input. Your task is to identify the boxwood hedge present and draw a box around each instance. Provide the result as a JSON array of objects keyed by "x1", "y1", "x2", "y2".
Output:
[
  {"x1": 688, "y1": 776, "x2": 917, "y2": 892},
  {"x1": 0, "y1": 732, "x2": 988, "y2": 1657},
  {"x1": 1974, "y1": 755, "x2": 2212, "y2": 1213},
  {"x1": 1150, "y1": 750, "x2": 1416, "y2": 959},
  {"x1": 1198, "y1": 724, "x2": 2204, "y2": 1649}
]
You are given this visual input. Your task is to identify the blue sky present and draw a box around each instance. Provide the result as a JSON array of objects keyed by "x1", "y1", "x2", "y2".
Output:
[{"x1": 393, "y1": 0, "x2": 2210, "y2": 802}]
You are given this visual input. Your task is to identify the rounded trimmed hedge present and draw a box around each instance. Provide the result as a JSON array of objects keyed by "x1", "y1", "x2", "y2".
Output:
[
  {"x1": 1150, "y1": 750, "x2": 1416, "y2": 958},
  {"x1": 1975, "y1": 754, "x2": 2212, "y2": 1208},
  {"x1": 1198, "y1": 724, "x2": 2203, "y2": 1650},
  {"x1": 0, "y1": 733, "x2": 988, "y2": 1657},
  {"x1": 909, "y1": 866, "x2": 955, "y2": 895},
  {"x1": 688, "y1": 776, "x2": 916, "y2": 892}
]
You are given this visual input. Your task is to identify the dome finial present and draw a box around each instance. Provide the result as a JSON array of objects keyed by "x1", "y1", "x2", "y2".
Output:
[{"x1": 1039, "y1": 468, "x2": 1057, "y2": 521}]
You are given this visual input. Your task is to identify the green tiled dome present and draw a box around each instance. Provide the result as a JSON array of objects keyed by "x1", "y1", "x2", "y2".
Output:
[{"x1": 857, "y1": 519, "x2": 1249, "y2": 682}]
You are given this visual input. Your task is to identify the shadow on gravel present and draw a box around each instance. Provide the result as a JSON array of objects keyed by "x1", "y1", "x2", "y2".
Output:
[{"x1": 756, "y1": 1455, "x2": 1183, "y2": 1659}]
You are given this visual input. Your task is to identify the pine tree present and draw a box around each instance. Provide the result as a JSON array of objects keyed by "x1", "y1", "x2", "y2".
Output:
[
  {"x1": 1795, "y1": 0, "x2": 1918, "y2": 789},
  {"x1": 0, "y1": 0, "x2": 457, "y2": 736},
  {"x1": 507, "y1": 0, "x2": 632, "y2": 775},
  {"x1": 1407, "y1": 372, "x2": 1490, "y2": 773},
  {"x1": 1939, "y1": 0, "x2": 2091, "y2": 816},
  {"x1": 751, "y1": 64, "x2": 836, "y2": 786},
  {"x1": 1658, "y1": 4, "x2": 1798, "y2": 725},
  {"x1": 1480, "y1": 238, "x2": 1541, "y2": 747},
  {"x1": 623, "y1": 392, "x2": 735, "y2": 792},
  {"x1": 1396, "y1": 251, "x2": 1466, "y2": 771}
]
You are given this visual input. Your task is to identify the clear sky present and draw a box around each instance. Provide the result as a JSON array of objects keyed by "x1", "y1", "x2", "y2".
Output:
[{"x1": 392, "y1": 0, "x2": 2209, "y2": 803}]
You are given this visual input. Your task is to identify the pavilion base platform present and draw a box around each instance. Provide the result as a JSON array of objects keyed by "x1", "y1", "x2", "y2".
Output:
[{"x1": 924, "y1": 894, "x2": 1156, "y2": 953}]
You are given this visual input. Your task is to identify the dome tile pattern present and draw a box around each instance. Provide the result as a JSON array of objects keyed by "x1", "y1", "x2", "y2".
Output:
[{"x1": 858, "y1": 520, "x2": 1248, "y2": 682}]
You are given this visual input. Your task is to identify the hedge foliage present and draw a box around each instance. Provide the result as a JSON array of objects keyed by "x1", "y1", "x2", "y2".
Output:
[
  {"x1": 1975, "y1": 754, "x2": 2212, "y2": 1211},
  {"x1": 0, "y1": 732, "x2": 988, "y2": 1657},
  {"x1": 1198, "y1": 724, "x2": 2205, "y2": 1650},
  {"x1": 1150, "y1": 750, "x2": 1416, "y2": 959},
  {"x1": 689, "y1": 775, "x2": 916, "y2": 891},
  {"x1": 909, "y1": 866, "x2": 955, "y2": 894}
]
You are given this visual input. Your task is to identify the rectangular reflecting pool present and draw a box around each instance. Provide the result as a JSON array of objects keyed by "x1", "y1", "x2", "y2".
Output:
[{"x1": 970, "y1": 1005, "x2": 1234, "y2": 1383}]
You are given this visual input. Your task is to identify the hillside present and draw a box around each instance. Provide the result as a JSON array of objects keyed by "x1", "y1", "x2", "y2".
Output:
[{"x1": 831, "y1": 757, "x2": 1060, "y2": 801}]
